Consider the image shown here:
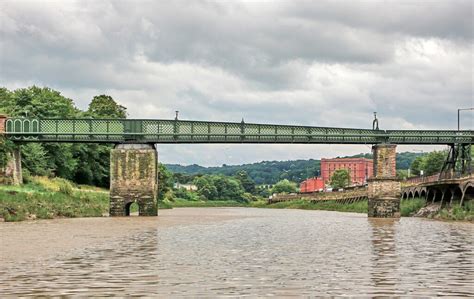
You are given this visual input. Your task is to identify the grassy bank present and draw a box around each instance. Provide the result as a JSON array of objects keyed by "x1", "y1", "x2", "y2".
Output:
[
  {"x1": 401, "y1": 197, "x2": 474, "y2": 221},
  {"x1": 400, "y1": 198, "x2": 426, "y2": 216},
  {"x1": 436, "y1": 201, "x2": 474, "y2": 221},
  {"x1": 264, "y1": 199, "x2": 368, "y2": 213},
  {"x1": 170, "y1": 198, "x2": 253, "y2": 208},
  {"x1": 0, "y1": 177, "x2": 109, "y2": 222}
]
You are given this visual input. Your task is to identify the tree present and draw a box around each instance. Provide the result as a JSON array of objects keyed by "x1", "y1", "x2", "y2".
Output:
[
  {"x1": 20, "y1": 143, "x2": 50, "y2": 176},
  {"x1": 330, "y1": 169, "x2": 351, "y2": 189},
  {"x1": 0, "y1": 87, "x2": 80, "y2": 180},
  {"x1": 410, "y1": 150, "x2": 446, "y2": 176},
  {"x1": 410, "y1": 156, "x2": 423, "y2": 176},
  {"x1": 194, "y1": 176, "x2": 218, "y2": 199},
  {"x1": 158, "y1": 163, "x2": 173, "y2": 200},
  {"x1": 423, "y1": 150, "x2": 446, "y2": 176},
  {"x1": 272, "y1": 179, "x2": 298, "y2": 194},
  {"x1": 87, "y1": 95, "x2": 127, "y2": 118},
  {"x1": 234, "y1": 170, "x2": 256, "y2": 193}
]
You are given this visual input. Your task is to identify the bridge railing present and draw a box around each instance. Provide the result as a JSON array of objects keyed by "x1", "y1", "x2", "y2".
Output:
[
  {"x1": 403, "y1": 174, "x2": 440, "y2": 185},
  {"x1": 4, "y1": 117, "x2": 474, "y2": 144}
]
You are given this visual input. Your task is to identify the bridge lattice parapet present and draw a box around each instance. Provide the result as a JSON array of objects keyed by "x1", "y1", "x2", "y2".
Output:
[{"x1": 4, "y1": 118, "x2": 473, "y2": 144}]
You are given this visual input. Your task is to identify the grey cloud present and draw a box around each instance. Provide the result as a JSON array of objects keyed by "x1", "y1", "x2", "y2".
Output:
[{"x1": 0, "y1": 0, "x2": 472, "y2": 165}]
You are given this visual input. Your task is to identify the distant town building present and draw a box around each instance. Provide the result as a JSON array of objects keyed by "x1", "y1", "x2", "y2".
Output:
[
  {"x1": 300, "y1": 177, "x2": 324, "y2": 193},
  {"x1": 174, "y1": 183, "x2": 198, "y2": 191},
  {"x1": 321, "y1": 158, "x2": 373, "y2": 186}
]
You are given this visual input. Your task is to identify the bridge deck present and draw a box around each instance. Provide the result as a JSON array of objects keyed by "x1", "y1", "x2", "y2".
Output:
[{"x1": 4, "y1": 118, "x2": 473, "y2": 144}]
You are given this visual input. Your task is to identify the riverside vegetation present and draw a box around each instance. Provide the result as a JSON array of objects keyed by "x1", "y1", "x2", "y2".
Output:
[{"x1": 1, "y1": 176, "x2": 472, "y2": 222}]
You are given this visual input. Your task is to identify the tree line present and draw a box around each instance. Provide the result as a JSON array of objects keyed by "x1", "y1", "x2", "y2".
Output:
[
  {"x1": 167, "y1": 152, "x2": 425, "y2": 185},
  {"x1": 0, "y1": 86, "x2": 126, "y2": 188}
]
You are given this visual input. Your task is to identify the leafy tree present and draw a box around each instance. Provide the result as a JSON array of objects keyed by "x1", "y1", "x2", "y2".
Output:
[
  {"x1": 212, "y1": 175, "x2": 244, "y2": 200},
  {"x1": 158, "y1": 163, "x2": 173, "y2": 200},
  {"x1": 87, "y1": 95, "x2": 127, "y2": 118},
  {"x1": 410, "y1": 157, "x2": 423, "y2": 176},
  {"x1": 194, "y1": 176, "x2": 218, "y2": 199},
  {"x1": 193, "y1": 174, "x2": 245, "y2": 201},
  {"x1": 272, "y1": 179, "x2": 298, "y2": 194},
  {"x1": 234, "y1": 170, "x2": 256, "y2": 193},
  {"x1": 20, "y1": 143, "x2": 50, "y2": 176},
  {"x1": 410, "y1": 150, "x2": 446, "y2": 176},
  {"x1": 422, "y1": 150, "x2": 446, "y2": 176},
  {"x1": 330, "y1": 169, "x2": 351, "y2": 189},
  {"x1": 74, "y1": 94, "x2": 128, "y2": 187},
  {"x1": 5, "y1": 86, "x2": 78, "y2": 117},
  {"x1": 0, "y1": 87, "x2": 80, "y2": 181}
]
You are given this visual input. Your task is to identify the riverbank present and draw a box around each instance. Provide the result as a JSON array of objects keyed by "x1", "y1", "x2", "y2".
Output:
[
  {"x1": 170, "y1": 197, "x2": 473, "y2": 221},
  {"x1": 0, "y1": 177, "x2": 109, "y2": 221},
  {"x1": 1, "y1": 179, "x2": 472, "y2": 222}
]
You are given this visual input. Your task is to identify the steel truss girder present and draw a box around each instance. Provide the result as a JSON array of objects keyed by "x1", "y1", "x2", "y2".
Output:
[{"x1": 4, "y1": 118, "x2": 474, "y2": 145}]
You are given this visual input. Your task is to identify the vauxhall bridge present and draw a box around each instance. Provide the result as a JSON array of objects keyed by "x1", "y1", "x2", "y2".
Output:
[{"x1": 1, "y1": 115, "x2": 472, "y2": 218}]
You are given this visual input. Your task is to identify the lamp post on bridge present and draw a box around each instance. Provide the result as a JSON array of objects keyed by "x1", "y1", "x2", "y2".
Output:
[{"x1": 458, "y1": 107, "x2": 474, "y2": 130}]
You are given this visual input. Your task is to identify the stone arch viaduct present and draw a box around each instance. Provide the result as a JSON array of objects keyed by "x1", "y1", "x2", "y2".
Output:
[{"x1": 401, "y1": 176, "x2": 473, "y2": 207}]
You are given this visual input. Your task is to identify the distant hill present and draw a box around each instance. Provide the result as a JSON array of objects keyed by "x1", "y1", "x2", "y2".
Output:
[{"x1": 166, "y1": 152, "x2": 422, "y2": 185}]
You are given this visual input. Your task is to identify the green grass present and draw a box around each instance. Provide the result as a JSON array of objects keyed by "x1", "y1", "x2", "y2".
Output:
[
  {"x1": 263, "y1": 199, "x2": 369, "y2": 213},
  {"x1": 436, "y1": 200, "x2": 474, "y2": 221},
  {"x1": 171, "y1": 198, "x2": 251, "y2": 208},
  {"x1": 0, "y1": 187, "x2": 109, "y2": 222},
  {"x1": 400, "y1": 198, "x2": 426, "y2": 216}
]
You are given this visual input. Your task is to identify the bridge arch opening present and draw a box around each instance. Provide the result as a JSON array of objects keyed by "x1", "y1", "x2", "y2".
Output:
[
  {"x1": 427, "y1": 189, "x2": 435, "y2": 202},
  {"x1": 442, "y1": 189, "x2": 452, "y2": 206},
  {"x1": 461, "y1": 186, "x2": 474, "y2": 206},
  {"x1": 414, "y1": 190, "x2": 420, "y2": 199},
  {"x1": 125, "y1": 201, "x2": 139, "y2": 216},
  {"x1": 434, "y1": 189, "x2": 443, "y2": 202},
  {"x1": 450, "y1": 187, "x2": 463, "y2": 205},
  {"x1": 420, "y1": 190, "x2": 426, "y2": 199}
]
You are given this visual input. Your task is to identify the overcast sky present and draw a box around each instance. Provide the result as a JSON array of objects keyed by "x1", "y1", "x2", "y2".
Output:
[{"x1": 1, "y1": 1, "x2": 472, "y2": 166}]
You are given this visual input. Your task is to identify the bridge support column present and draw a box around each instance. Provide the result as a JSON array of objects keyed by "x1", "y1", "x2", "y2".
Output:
[
  {"x1": 368, "y1": 144, "x2": 401, "y2": 218},
  {"x1": 0, "y1": 114, "x2": 22, "y2": 185},
  {"x1": 0, "y1": 146, "x2": 22, "y2": 185},
  {"x1": 109, "y1": 144, "x2": 158, "y2": 217}
]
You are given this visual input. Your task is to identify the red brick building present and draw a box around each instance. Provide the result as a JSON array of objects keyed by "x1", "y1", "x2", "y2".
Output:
[
  {"x1": 300, "y1": 177, "x2": 325, "y2": 193},
  {"x1": 321, "y1": 158, "x2": 373, "y2": 186}
]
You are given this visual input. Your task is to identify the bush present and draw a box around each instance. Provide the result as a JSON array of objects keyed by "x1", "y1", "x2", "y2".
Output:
[
  {"x1": 55, "y1": 178, "x2": 74, "y2": 196},
  {"x1": 30, "y1": 176, "x2": 75, "y2": 195},
  {"x1": 272, "y1": 179, "x2": 298, "y2": 194},
  {"x1": 174, "y1": 187, "x2": 199, "y2": 201}
]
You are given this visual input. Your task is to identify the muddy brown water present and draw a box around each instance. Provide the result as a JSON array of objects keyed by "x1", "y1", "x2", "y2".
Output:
[{"x1": 0, "y1": 208, "x2": 473, "y2": 297}]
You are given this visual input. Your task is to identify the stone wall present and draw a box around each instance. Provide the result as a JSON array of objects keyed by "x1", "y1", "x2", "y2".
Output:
[
  {"x1": 0, "y1": 147, "x2": 22, "y2": 185},
  {"x1": 367, "y1": 178, "x2": 400, "y2": 199},
  {"x1": 110, "y1": 144, "x2": 158, "y2": 216},
  {"x1": 372, "y1": 144, "x2": 397, "y2": 178},
  {"x1": 0, "y1": 114, "x2": 23, "y2": 185},
  {"x1": 368, "y1": 144, "x2": 401, "y2": 218}
]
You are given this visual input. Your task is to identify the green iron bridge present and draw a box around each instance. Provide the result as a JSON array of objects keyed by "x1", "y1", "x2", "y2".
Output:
[{"x1": 4, "y1": 117, "x2": 473, "y2": 145}]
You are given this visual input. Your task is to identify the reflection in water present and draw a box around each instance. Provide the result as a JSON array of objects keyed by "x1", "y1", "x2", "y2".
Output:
[
  {"x1": 368, "y1": 218, "x2": 400, "y2": 296},
  {"x1": 0, "y1": 208, "x2": 473, "y2": 296}
]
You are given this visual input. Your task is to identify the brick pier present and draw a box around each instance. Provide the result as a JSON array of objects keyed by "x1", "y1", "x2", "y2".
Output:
[
  {"x1": 368, "y1": 144, "x2": 401, "y2": 217},
  {"x1": 109, "y1": 143, "x2": 158, "y2": 216}
]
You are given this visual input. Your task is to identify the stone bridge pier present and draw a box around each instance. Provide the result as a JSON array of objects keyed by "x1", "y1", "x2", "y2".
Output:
[
  {"x1": 110, "y1": 144, "x2": 158, "y2": 216},
  {"x1": 0, "y1": 114, "x2": 22, "y2": 185},
  {"x1": 368, "y1": 144, "x2": 401, "y2": 218}
]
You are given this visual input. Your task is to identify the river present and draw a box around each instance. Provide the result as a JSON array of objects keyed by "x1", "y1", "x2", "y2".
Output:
[{"x1": 0, "y1": 208, "x2": 473, "y2": 296}]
